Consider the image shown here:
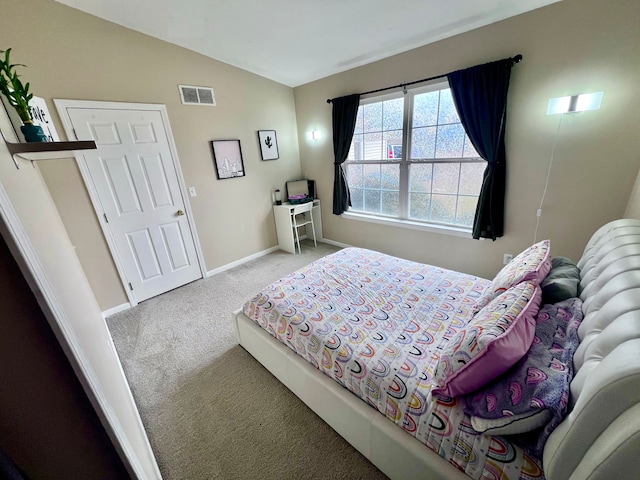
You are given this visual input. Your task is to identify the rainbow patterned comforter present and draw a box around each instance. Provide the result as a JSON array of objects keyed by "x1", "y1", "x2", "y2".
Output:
[{"x1": 243, "y1": 248, "x2": 545, "y2": 480}]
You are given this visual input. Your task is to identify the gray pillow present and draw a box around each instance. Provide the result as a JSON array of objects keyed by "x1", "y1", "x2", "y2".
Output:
[{"x1": 541, "y1": 256, "x2": 580, "y2": 304}]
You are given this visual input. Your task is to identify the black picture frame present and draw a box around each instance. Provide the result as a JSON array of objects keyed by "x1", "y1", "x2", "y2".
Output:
[
  {"x1": 258, "y1": 130, "x2": 279, "y2": 161},
  {"x1": 211, "y1": 139, "x2": 245, "y2": 179}
]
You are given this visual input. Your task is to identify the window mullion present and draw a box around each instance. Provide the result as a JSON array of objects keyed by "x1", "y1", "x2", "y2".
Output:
[
  {"x1": 454, "y1": 162, "x2": 462, "y2": 224},
  {"x1": 399, "y1": 91, "x2": 412, "y2": 219},
  {"x1": 433, "y1": 91, "x2": 441, "y2": 162}
]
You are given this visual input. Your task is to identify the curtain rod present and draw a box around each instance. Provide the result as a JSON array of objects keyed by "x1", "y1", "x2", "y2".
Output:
[{"x1": 326, "y1": 54, "x2": 523, "y2": 104}]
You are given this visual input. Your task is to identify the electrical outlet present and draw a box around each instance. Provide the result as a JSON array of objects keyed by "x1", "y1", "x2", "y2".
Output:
[
  {"x1": 503, "y1": 253, "x2": 514, "y2": 265},
  {"x1": 189, "y1": 187, "x2": 197, "y2": 197}
]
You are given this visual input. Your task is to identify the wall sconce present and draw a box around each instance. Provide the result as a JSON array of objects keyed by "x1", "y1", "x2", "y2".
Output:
[
  {"x1": 308, "y1": 130, "x2": 321, "y2": 140},
  {"x1": 547, "y1": 91, "x2": 603, "y2": 114}
]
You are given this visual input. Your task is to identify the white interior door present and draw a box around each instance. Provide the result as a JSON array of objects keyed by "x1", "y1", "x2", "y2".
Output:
[{"x1": 66, "y1": 107, "x2": 201, "y2": 302}]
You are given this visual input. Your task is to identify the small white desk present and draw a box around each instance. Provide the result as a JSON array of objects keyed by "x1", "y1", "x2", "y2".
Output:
[{"x1": 273, "y1": 200, "x2": 323, "y2": 254}]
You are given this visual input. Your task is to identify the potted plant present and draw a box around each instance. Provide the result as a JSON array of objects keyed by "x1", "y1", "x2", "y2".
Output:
[{"x1": 0, "y1": 48, "x2": 47, "y2": 142}]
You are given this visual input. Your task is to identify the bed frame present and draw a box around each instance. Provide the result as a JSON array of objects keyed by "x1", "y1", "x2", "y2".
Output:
[{"x1": 234, "y1": 219, "x2": 640, "y2": 480}]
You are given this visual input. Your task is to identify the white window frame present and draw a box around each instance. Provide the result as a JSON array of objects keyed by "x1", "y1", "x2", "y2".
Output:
[{"x1": 343, "y1": 80, "x2": 484, "y2": 237}]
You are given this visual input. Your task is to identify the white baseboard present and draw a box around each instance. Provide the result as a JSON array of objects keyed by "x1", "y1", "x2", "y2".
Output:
[
  {"x1": 102, "y1": 302, "x2": 132, "y2": 319},
  {"x1": 207, "y1": 245, "x2": 280, "y2": 277},
  {"x1": 102, "y1": 245, "x2": 283, "y2": 315},
  {"x1": 320, "y1": 238, "x2": 353, "y2": 249}
]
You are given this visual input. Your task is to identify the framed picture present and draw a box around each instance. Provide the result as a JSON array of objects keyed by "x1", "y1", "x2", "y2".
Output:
[
  {"x1": 211, "y1": 139, "x2": 245, "y2": 180},
  {"x1": 258, "y1": 130, "x2": 279, "y2": 161}
]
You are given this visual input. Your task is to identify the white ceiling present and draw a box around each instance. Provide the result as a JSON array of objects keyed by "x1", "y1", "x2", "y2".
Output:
[{"x1": 55, "y1": 0, "x2": 560, "y2": 87}]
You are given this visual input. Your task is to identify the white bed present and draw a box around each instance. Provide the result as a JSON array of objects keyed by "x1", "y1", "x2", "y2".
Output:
[{"x1": 233, "y1": 219, "x2": 640, "y2": 480}]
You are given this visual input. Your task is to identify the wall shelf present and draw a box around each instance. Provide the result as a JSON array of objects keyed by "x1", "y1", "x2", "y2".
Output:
[{"x1": 5, "y1": 140, "x2": 96, "y2": 168}]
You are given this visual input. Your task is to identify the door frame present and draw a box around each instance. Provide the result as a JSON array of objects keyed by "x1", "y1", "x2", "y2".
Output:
[{"x1": 54, "y1": 100, "x2": 207, "y2": 307}]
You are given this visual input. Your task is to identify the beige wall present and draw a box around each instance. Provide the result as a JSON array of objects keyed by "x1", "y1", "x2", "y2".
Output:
[
  {"x1": 3, "y1": 0, "x2": 639, "y2": 308},
  {"x1": 624, "y1": 167, "x2": 640, "y2": 219},
  {"x1": 0, "y1": 0, "x2": 302, "y2": 310},
  {"x1": 294, "y1": 0, "x2": 640, "y2": 279}
]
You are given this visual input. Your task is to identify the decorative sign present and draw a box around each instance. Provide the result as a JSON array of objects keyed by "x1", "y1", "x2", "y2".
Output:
[{"x1": 30, "y1": 96, "x2": 59, "y2": 141}]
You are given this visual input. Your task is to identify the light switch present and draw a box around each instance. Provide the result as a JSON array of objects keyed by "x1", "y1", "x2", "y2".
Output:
[{"x1": 189, "y1": 187, "x2": 197, "y2": 197}]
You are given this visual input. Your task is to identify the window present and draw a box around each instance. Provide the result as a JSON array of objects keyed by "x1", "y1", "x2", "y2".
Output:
[{"x1": 345, "y1": 82, "x2": 484, "y2": 230}]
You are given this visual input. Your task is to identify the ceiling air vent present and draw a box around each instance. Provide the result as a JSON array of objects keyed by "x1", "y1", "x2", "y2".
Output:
[{"x1": 178, "y1": 85, "x2": 216, "y2": 106}]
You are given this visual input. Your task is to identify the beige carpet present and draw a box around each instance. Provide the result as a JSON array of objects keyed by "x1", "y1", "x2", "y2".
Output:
[{"x1": 107, "y1": 241, "x2": 389, "y2": 479}]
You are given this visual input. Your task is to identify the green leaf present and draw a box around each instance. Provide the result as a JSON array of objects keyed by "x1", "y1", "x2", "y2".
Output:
[{"x1": 0, "y1": 47, "x2": 35, "y2": 122}]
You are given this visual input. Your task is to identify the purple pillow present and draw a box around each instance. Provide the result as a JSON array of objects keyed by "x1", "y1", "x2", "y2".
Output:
[
  {"x1": 474, "y1": 240, "x2": 551, "y2": 312},
  {"x1": 432, "y1": 281, "x2": 541, "y2": 398},
  {"x1": 463, "y1": 298, "x2": 583, "y2": 454}
]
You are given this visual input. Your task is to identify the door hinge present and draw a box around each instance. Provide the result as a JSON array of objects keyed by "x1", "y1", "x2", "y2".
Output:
[
  {"x1": 128, "y1": 282, "x2": 133, "y2": 291},
  {"x1": 103, "y1": 213, "x2": 108, "y2": 223}
]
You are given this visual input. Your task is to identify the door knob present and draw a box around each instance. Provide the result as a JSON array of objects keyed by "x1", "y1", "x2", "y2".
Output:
[{"x1": 176, "y1": 209, "x2": 185, "y2": 216}]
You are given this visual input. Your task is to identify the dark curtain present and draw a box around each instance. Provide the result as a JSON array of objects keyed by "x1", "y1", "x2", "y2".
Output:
[
  {"x1": 331, "y1": 94, "x2": 360, "y2": 215},
  {"x1": 448, "y1": 58, "x2": 515, "y2": 240}
]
